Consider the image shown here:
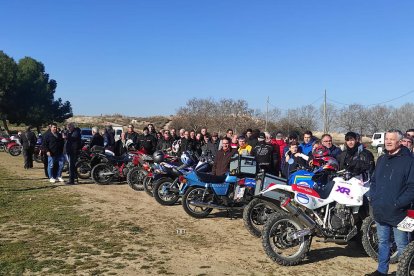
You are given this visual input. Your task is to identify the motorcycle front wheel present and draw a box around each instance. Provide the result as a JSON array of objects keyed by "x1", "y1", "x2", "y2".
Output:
[
  {"x1": 143, "y1": 176, "x2": 154, "y2": 197},
  {"x1": 126, "y1": 167, "x2": 146, "y2": 191},
  {"x1": 361, "y1": 216, "x2": 398, "y2": 264},
  {"x1": 153, "y1": 177, "x2": 180, "y2": 206},
  {"x1": 397, "y1": 241, "x2": 414, "y2": 276},
  {"x1": 182, "y1": 187, "x2": 213, "y2": 218},
  {"x1": 262, "y1": 213, "x2": 311, "y2": 266},
  {"x1": 243, "y1": 198, "x2": 278, "y2": 238},
  {"x1": 91, "y1": 163, "x2": 114, "y2": 184}
]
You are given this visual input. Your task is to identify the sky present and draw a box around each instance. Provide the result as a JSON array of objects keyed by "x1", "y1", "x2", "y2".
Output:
[{"x1": 1, "y1": 0, "x2": 414, "y2": 116}]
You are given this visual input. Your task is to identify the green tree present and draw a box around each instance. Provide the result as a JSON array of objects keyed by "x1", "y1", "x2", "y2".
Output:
[{"x1": 0, "y1": 51, "x2": 17, "y2": 133}]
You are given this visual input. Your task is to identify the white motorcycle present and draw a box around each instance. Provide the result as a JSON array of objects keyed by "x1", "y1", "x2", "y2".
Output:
[{"x1": 260, "y1": 168, "x2": 371, "y2": 266}]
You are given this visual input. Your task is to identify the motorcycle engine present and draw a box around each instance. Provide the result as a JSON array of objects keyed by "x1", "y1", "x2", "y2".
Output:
[{"x1": 330, "y1": 204, "x2": 352, "y2": 234}]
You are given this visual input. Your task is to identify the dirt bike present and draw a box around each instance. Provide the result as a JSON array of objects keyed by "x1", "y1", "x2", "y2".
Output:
[
  {"x1": 90, "y1": 151, "x2": 136, "y2": 184},
  {"x1": 6, "y1": 137, "x2": 22, "y2": 156},
  {"x1": 396, "y1": 214, "x2": 414, "y2": 276},
  {"x1": 180, "y1": 154, "x2": 256, "y2": 218},
  {"x1": 126, "y1": 150, "x2": 155, "y2": 191},
  {"x1": 152, "y1": 153, "x2": 211, "y2": 206},
  {"x1": 260, "y1": 169, "x2": 370, "y2": 266}
]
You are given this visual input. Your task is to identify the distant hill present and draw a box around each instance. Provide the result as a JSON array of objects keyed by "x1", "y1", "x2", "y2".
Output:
[{"x1": 67, "y1": 115, "x2": 172, "y2": 131}]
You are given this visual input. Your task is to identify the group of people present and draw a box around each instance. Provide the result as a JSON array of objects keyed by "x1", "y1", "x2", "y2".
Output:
[{"x1": 14, "y1": 122, "x2": 414, "y2": 275}]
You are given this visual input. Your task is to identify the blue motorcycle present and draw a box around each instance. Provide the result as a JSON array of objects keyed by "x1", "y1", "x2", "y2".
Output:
[
  {"x1": 180, "y1": 155, "x2": 257, "y2": 218},
  {"x1": 152, "y1": 151, "x2": 211, "y2": 206}
]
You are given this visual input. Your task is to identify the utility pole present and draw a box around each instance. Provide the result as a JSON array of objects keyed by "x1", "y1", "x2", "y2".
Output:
[
  {"x1": 323, "y1": 90, "x2": 327, "y2": 133},
  {"x1": 265, "y1": 96, "x2": 269, "y2": 132}
]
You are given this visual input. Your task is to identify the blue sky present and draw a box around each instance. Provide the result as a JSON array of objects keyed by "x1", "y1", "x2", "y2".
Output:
[{"x1": 1, "y1": 1, "x2": 414, "y2": 116}]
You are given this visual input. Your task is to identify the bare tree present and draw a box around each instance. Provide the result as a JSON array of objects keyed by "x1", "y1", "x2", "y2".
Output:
[
  {"x1": 366, "y1": 105, "x2": 396, "y2": 133},
  {"x1": 319, "y1": 103, "x2": 339, "y2": 133}
]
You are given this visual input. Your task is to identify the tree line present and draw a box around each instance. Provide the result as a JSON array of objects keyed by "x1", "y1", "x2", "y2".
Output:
[
  {"x1": 170, "y1": 97, "x2": 414, "y2": 136},
  {"x1": 0, "y1": 51, "x2": 72, "y2": 133}
]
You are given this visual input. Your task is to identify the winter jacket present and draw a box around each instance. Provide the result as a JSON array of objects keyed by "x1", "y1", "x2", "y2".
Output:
[
  {"x1": 103, "y1": 131, "x2": 115, "y2": 150},
  {"x1": 337, "y1": 143, "x2": 375, "y2": 180},
  {"x1": 156, "y1": 138, "x2": 173, "y2": 151},
  {"x1": 137, "y1": 134, "x2": 157, "y2": 154},
  {"x1": 282, "y1": 153, "x2": 309, "y2": 178},
  {"x1": 271, "y1": 139, "x2": 287, "y2": 161},
  {"x1": 327, "y1": 144, "x2": 342, "y2": 160},
  {"x1": 89, "y1": 133, "x2": 104, "y2": 149},
  {"x1": 124, "y1": 131, "x2": 139, "y2": 144},
  {"x1": 238, "y1": 144, "x2": 252, "y2": 155},
  {"x1": 44, "y1": 132, "x2": 64, "y2": 156},
  {"x1": 212, "y1": 148, "x2": 237, "y2": 176},
  {"x1": 20, "y1": 131, "x2": 37, "y2": 149},
  {"x1": 299, "y1": 140, "x2": 314, "y2": 155},
  {"x1": 66, "y1": 127, "x2": 82, "y2": 154},
  {"x1": 205, "y1": 141, "x2": 219, "y2": 158},
  {"x1": 179, "y1": 138, "x2": 197, "y2": 155},
  {"x1": 370, "y1": 146, "x2": 414, "y2": 226},
  {"x1": 252, "y1": 141, "x2": 275, "y2": 173}
]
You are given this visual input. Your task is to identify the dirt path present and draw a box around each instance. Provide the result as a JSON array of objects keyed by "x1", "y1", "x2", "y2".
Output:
[{"x1": 0, "y1": 153, "x2": 395, "y2": 276}]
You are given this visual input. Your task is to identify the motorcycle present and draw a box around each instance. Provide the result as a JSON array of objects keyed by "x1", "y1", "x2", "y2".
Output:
[
  {"x1": 396, "y1": 211, "x2": 414, "y2": 276},
  {"x1": 243, "y1": 158, "x2": 319, "y2": 238},
  {"x1": 90, "y1": 150, "x2": 136, "y2": 184},
  {"x1": 180, "y1": 154, "x2": 256, "y2": 218},
  {"x1": 260, "y1": 168, "x2": 370, "y2": 266},
  {"x1": 6, "y1": 136, "x2": 22, "y2": 156},
  {"x1": 126, "y1": 150, "x2": 155, "y2": 191},
  {"x1": 152, "y1": 151, "x2": 211, "y2": 206}
]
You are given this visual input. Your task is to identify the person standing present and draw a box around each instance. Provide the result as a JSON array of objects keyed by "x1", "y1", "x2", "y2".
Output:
[
  {"x1": 43, "y1": 123, "x2": 65, "y2": 183},
  {"x1": 20, "y1": 126, "x2": 37, "y2": 169},
  {"x1": 89, "y1": 127, "x2": 104, "y2": 149},
  {"x1": 212, "y1": 137, "x2": 237, "y2": 176},
  {"x1": 366, "y1": 130, "x2": 414, "y2": 276},
  {"x1": 299, "y1": 130, "x2": 315, "y2": 155},
  {"x1": 321, "y1": 133, "x2": 342, "y2": 159},
  {"x1": 251, "y1": 133, "x2": 275, "y2": 174},
  {"x1": 65, "y1": 123, "x2": 82, "y2": 184}
]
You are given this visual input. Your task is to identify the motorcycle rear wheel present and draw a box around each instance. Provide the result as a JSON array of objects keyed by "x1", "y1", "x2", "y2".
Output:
[
  {"x1": 143, "y1": 176, "x2": 154, "y2": 197},
  {"x1": 91, "y1": 163, "x2": 114, "y2": 184},
  {"x1": 262, "y1": 213, "x2": 311, "y2": 266},
  {"x1": 126, "y1": 167, "x2": 146, "y2": 191},
  {"x1": 243, "y1": 198, "x2": 278, "y2": 238},
  {"x1": 397, "y1": 241, "x2": 414, "y2": 276},
  {"x1": 361, "y1": 216, "x2": 398, "y2": 264},
  {"x1": 182, "y1": 187, "x2": 213, "y2": 218},
  {"x1": 153, "y1": 177, "x2": 180, "y2": 206}
]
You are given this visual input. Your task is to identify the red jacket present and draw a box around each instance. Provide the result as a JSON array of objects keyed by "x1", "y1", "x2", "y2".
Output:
[{"x1": 271, "y1": 139, "x2": 286, "y2": 161}]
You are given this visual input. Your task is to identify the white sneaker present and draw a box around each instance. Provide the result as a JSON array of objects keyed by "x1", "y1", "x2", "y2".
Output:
[
  {"x1": 58, "y1": 177, "x2": 64, "y2": 182},
  {"x1": 49, "y1": 178, "x2": 56, "y2": 183}
]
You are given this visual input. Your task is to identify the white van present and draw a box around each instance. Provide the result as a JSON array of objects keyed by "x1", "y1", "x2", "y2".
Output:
[
  {"x1": 371, "y1": 132, "x2": 385, "y2": 154},
  {"x1": 113, "y1": 126, "x2": 123, "y2": 141}
]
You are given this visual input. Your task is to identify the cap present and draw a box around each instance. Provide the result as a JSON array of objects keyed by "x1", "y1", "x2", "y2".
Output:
[
  {"x1": 258, "y1": 132, "x2": 265, "y2": 140},
  {"x1": 276, "y1": 133, "x2": 283, "y2": 139}
]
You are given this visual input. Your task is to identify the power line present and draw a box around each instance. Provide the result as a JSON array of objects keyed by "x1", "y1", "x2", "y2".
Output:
[{"x1": 327, "y1": 89, "x2": 414, "y2": 107}]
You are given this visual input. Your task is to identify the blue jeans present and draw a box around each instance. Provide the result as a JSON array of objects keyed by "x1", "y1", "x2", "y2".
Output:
[
  {"x1": 47, "y1": 155, "x2": 64, "y2": 179},
  {"x1": 376, "y1": 221, "x2": 409, "y2": 274}
]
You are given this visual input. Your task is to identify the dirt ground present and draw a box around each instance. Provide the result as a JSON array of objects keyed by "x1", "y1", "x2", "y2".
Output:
[{"x1": 0, "y1": 152, "x2": 396, "y2": 276}]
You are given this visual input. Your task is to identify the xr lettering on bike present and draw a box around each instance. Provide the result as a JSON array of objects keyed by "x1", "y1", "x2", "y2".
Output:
[{"x1": 336, "y1": 186, "x2": 351, "y2": 195}]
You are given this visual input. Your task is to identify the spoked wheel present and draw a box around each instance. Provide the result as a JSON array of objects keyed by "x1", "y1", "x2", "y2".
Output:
[
  {"x1": 76, "y1": 161, "x2": 92, "y2": 179},
  {"x1": 397, "y1": 241, "x2": 414, "y2": 276},
  {"x1": 126, "y1": 167, "x2": 146, "y2": 191},
  {"x1": 33, "y1": 153, "x2": 43, "y2": 163},
  {"x1": 153, "y1": 177, "x2": 180, "y2": 206},
  {"x1": 91, "y1": 163, "x2": 114, "y2": 184},
  {"x1": 0, "y1": 144, "x2": 5, "y2": 152},
  {"x1": 143, "y1": 176, "x2": 154, "y2": 197},
  {"x1": 361, "y1": 216, "x2": 399, "y2": 264},
  {"x1": 262, "y1": 213, "x2": 311, "y2": 266},
  {"x1": 182, "y1": 187, "x2": 213, "y2": 218},
  {"x1": 243, "y1": 198, "x2": 278, "y2": 238},
  {"x1": 9, "y1": 145, "x2": 22, "y2": 156}
]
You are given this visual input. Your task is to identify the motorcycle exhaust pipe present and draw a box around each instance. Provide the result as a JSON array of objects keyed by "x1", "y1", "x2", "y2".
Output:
[
  {"x1": 189, "y1": 200, "x2": 244, "y2": 210},
  {"x1": 281, "y1": 198, "x2": 316, "y2": 230}
]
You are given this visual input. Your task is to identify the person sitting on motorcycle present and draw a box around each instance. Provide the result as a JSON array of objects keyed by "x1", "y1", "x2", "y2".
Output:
[
  {"x1": 212, "y1": 137, "x2": 237, "y2": 176},
  {"x1": 282, "y1": 141, "x2": 309, "y2": 177},
  {"x1": 89, "y1": 127, "x2": 104, "y2": 149},
  {"x1": 337, "y1": 131, "x2": 375, "y2": 181}
]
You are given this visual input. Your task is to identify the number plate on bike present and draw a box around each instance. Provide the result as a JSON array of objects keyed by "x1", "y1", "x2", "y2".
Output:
[{"x1": 397, "y1": 216, "x2": 414, "y2": 232}]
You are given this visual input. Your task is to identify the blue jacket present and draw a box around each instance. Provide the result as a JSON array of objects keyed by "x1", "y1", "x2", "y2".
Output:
[
  {"x1": 299, "y1": 140, "x2": 314, "y2": 155},
  {"x1": 328, "y1": 144, "x2": 342, "y2": 160},
  {"x1": 370, "y1": 146, "x2": 414, "y2": 226}
]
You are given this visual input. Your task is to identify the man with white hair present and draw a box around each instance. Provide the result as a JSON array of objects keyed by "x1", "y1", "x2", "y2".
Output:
[
  {"x1": 366, "y1": 129, "x2": 414, "y2": 276},
  {"x1": 89, "y1": 126, "x2": 104, "y2": 149}
]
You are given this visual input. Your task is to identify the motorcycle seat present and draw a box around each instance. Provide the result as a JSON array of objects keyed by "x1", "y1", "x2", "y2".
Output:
[{"x1": 195, "y1": 172, "x2": 227, "y2": 183}]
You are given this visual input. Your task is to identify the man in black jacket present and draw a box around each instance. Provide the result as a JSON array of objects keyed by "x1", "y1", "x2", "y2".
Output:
[
  {"x1": 366, "y1": 130, "x2": 414, "y2": 276},
  {"x1": 123, "y1": 124, "x2": 139, "y2": 145},
  {"x1": 251, "y1": 133, "x2": 275, "y2": 174},
  {"x1": 337, "y1": 131, "x2": 375, "y2": 181},
  {"x1": 137, "y1": 127, "x2": 157, "y2": 155},
  {"x1": 65, "y1": 123, "x2": 82, "y2": 184},
  {"x1": 89, "y1": 127, "x2": 104, "y2": 149},
  {"x1": 43, "y1": 123, "x2": 65, "y2": 183},
  {"x1": 20, "y1": 126, "x2": 37, "y2": 169}
]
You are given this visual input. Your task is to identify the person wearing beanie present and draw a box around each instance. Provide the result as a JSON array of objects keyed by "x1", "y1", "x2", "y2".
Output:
[{"x1": 337, "y1": 131, "x2": 375, "y2": 181}]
